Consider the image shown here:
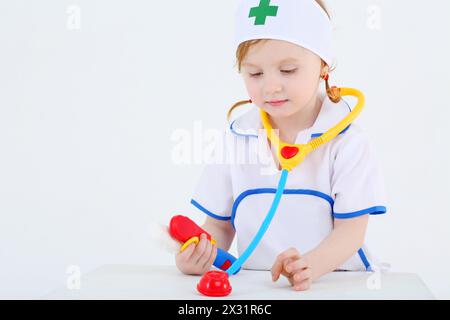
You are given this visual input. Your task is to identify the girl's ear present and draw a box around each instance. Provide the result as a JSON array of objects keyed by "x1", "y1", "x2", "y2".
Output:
[{"x1": 320, "y1": 61, "x2": 330, "y2": 76}]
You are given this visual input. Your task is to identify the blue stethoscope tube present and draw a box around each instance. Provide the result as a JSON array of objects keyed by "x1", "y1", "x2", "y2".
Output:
[{"x1": 226, "y1": 169, "x2": 289, "y2": 276}]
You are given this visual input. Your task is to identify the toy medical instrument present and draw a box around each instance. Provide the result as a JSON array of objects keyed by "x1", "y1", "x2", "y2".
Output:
[{"x1": 169, "y1": 215, "x2": 241, "y2": 274}]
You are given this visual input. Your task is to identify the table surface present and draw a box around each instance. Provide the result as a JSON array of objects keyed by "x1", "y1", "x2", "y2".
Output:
[{"x1": 43, "y1": 264, "x2": 435, "y2": 300}]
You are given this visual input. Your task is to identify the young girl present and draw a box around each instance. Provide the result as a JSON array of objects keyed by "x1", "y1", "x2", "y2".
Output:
[{"x1": 175, "y1": 0, "x2": 387, "y2": 291}]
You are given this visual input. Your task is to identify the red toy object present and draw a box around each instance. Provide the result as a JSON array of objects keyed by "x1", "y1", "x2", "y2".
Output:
[
  {"x1": 169, "y1": 215, "x2": 214, "y2": 243},
  {"x1": 281, "y1": 146, "x2": 299, "y2": 159},
  {"x1": 197, "y1": 271, "x2": 232, "y2": 297}
]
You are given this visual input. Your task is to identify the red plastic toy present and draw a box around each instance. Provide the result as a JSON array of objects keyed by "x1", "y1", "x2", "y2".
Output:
[
  {"x1": 169, "y1": 215, "x2": 235, "y2": 296},
  {"x1": 169, "y1": 215, "x2": 215, "y2": 243},
  {"x1": 197, "y1": 271, "x2": 232, "y2": 297}
]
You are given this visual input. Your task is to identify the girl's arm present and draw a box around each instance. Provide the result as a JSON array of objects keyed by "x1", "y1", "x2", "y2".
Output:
[
  {"x1": 304, "y1": 214, "x2": 369, "y2": 281},
  {"x1": 201, "y1": 216, "x2": 236, "y2": 252}
]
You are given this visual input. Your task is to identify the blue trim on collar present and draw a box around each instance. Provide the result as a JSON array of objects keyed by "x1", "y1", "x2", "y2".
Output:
[
  {"x1": 343, "y1": 98, "x2": 352, "y2": 112},
  {"x1": 230, "y1": 120, "x2": 259, "y2": 139},
  {"x1": 311, "y1": 124, "x2": 351, "y2": 139},
  {"x1": 230, "y1": 98, "x2": 354, "y2": 140},
  {"x1": 333, "y1": 206, "x2": 387, "y2": 219},
  {"x1": 190, "y1": 199, "x2": 231, "y2": 221},
  {"x1": 231, "y1": 188, "x2": 334, "y2": 229}
]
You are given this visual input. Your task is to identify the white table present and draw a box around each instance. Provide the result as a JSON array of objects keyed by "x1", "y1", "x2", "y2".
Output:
[{"x1": 43, "y1": 264, "x2": 435, "y2": 300}]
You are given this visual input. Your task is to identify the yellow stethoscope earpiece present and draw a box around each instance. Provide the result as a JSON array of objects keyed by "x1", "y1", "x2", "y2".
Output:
[{"x1": 227, "y1": 87, "x2": 365, "y2": 171}]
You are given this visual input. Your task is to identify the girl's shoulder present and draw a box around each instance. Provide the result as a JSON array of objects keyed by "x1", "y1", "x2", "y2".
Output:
[{"x1": 330, "y1": 122, "x2": 380, "y2": 163}]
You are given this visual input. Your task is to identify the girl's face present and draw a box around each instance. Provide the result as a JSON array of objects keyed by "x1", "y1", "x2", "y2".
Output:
[{"x1": 241, "y1": 39, "x2": 327, "y2": 119}]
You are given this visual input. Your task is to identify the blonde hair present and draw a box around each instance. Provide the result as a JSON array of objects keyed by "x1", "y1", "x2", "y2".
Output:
[{"x1": 234, "y1": 0, "x2": 341, "y2": 103}]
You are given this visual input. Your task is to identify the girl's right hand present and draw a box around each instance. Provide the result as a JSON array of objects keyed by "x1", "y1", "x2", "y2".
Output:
[{"x1": 175, "y1": 233, "x2": 218, "y2": 275}]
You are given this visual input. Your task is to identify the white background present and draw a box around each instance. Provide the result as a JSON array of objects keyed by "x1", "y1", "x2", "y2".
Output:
[{"x1": 1, "y1": 0, "x2": 449, "y2": 299}]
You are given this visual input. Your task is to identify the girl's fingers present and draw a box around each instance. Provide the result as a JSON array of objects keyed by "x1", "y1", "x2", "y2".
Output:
[
  {"x1": 293, "y1": 278, "x2": 312, "y2": 291},
  {"x1": 278, "y1": 248, "x2": 302, "y2": 262},
  {"x1": 280, "y1": 258, "x2": 296, "y2": 279},
  {"x1": 271, "y1": 260, "x2": 283, "y2": 282},
  {"x1": 179, "y1": 242, "x2": 196, "y2": 260},
  {"x1": 271, "y1": 256, "x2": 288, "y2": 281},
  {"x1": 191, "y1": 234, "x2": 208, "y2": 263},
  {"x1": 271, "y1": 248, "x2": 301, "y2": 281},
  {"x1": 202, "y1": 244, "x2": 217, "y2": 270},
  {"x1": 285, "y1": 258, "x2": 308, "y2": 274},
  {"x1": 198, "y1": 239, "x2": 213, "y2": 265},
  {"x1": 292, "y1": 267, "x2": 312, "y2": 285}
]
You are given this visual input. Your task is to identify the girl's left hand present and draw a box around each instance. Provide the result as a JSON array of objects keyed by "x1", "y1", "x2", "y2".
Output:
[{"x1": 271, "y1": 248, "x2": 313, "y2": 291}]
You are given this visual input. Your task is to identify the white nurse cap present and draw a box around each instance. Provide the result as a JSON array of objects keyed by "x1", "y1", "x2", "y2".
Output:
[{"x1": 234, "y1": 0, "x2": 334, "y2": 66}]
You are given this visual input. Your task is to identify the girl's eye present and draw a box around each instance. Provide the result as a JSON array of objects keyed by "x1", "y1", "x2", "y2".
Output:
[
  {"x1": 249, "y1": 69, "x2": 297, "y2": 77},
  {"x1": 281, "y1": 69, "x2": 297, "y2": 74}
]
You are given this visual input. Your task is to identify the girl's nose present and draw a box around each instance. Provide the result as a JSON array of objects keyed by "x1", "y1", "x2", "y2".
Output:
[{"x1": 263, "y1": 76, "x2": 283, "y2": 95}]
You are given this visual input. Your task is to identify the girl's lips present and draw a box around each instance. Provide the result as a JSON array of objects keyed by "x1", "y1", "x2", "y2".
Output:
[{"x1": 267, "y1": 99, "x2": 288, "y2": 107}]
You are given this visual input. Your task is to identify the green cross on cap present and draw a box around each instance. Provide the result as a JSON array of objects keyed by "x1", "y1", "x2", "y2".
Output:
[{"x1": 249, "y1": 0, "x2": 279, "y2": 26}]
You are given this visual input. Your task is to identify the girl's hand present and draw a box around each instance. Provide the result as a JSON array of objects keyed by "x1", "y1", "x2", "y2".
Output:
[
  {"x1": 175, "y1": 233, "x2": 217, "y2": 276},
  {"x1": 271, "y1": 248, "x2": 313, "y2": 291}
]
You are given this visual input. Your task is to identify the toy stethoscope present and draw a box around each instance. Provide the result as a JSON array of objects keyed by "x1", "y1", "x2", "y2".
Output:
[{"x1": 169, "y1": 87, "x2": 365, "y2": 296}]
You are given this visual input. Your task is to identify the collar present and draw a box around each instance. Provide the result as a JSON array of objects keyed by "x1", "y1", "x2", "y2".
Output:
[{"x1": 229, "y1": 92, "x2": 352, "y2": 144}]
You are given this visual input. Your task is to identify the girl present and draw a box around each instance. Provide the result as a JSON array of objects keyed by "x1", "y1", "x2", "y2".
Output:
[{"x1": 175, "y1": 0, "x2": 387, "y2": 292}]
